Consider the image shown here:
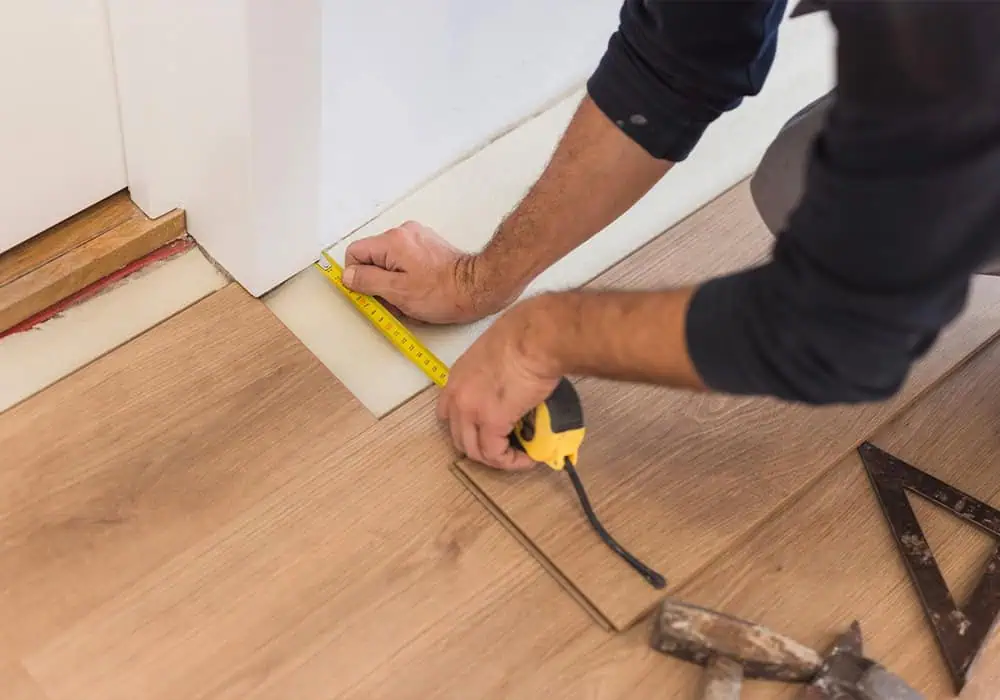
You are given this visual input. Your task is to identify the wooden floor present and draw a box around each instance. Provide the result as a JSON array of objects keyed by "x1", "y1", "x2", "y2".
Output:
[{"x1": 2, "y1": 186, "x2": 999, "y2": 699}]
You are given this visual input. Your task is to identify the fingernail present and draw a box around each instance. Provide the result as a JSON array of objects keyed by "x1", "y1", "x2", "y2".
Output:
[{"x1": 342, "y1": 266, "x2": 355, "y2": 286}]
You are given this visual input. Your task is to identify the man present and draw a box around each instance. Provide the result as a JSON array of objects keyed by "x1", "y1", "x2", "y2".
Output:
[{"x1": 341, "y1": 1, "x2": 1000, "y2": 470}]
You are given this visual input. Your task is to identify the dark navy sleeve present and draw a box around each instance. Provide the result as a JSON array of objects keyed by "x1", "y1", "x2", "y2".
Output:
[
  {"x1": 587, "y1": 0, "x2": 787, "y2": 162},
  {"x1": 685, "y1": 1, "x2": 1000, "y2": 404}
]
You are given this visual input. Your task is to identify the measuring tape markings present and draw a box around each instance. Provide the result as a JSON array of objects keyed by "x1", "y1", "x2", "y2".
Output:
[{"x1": 314, "y1": 251, "x2": 450, "y2": 388}]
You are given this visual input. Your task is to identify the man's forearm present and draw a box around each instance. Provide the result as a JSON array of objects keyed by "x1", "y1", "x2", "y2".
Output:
[
  {"x1": 464, "y1": 95, "x2": 672, "y2": 301},
  {"x1": 516, "y1": 288, "x2": 707, "y2": 391}
]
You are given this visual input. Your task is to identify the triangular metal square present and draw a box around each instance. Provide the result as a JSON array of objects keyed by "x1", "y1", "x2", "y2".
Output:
[{"x1": 858, "y1": 442, "x2": 1000, "y2": 694}]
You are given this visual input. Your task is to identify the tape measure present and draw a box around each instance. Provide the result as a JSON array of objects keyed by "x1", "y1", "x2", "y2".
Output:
[
  {"x1": 315, "y1": 251, "x2": 450, "y2": 388},
  {"x1": 314, "y1": 251, "x2": 585, "y2": 470},
  {"x1": 315, "y1": 250, "x2": 664, "y2": 589}
]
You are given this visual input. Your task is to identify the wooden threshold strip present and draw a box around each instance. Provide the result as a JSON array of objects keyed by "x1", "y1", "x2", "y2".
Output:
[{"x1": 0, "y1": 190, "x2": 186, "y2": 333}]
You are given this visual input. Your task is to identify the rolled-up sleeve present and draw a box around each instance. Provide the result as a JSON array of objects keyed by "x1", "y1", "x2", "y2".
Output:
[
  {"x1": 587, "y1": 0, "x2": 787, "y2": 162},
  {"x1": 685, "y1": 1, "x2": 1000, "y2": 404}
]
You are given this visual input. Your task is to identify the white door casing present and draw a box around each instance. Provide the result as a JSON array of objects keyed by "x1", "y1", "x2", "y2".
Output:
[
  {"x1": 0, "y1": 0, "x2": 127, "y2": 254},
  {"x1": 106, "y1": 0, "x2": 323, "y2": 296}
]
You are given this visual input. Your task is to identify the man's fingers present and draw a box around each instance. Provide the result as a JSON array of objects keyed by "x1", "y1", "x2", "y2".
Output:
[
  {"x1": 440, "y1": 398, "x2": 465, "y2": 456},
  {"x1": 341, "y1": 264, "x2": 400, "y2": 299},
  {"x1": 460, "y1": 417, "x2": 484, "y2": 464},
  {"x1": 481, "y1": 430, "x2": 535, "y2": 470},
  {"x1": 344, "y1": 232, "x2": 395, "y2": 269}
]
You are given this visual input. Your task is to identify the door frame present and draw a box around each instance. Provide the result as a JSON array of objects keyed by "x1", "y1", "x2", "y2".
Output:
[{"x1": 107, "y1": 0, "x2": 322, "y2": 296}]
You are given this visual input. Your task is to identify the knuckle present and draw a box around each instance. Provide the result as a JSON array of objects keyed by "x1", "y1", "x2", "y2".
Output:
[
  {"x1": 354, "y1": 269, "x2": 375, "y2": 289},
  {"x1": 397, "y1": 223, "x2": 421, "y2": 244}
]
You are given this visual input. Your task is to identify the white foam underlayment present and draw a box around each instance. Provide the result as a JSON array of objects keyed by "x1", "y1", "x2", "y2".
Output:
[
  {"x1": 266, "y1": 17, "x2": 837, "y2": 418},
  {"x1": 0, "y1": 248, "x2": 228, "y2": 413}
]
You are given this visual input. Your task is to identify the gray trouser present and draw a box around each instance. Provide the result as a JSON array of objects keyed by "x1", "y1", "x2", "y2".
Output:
[{"x1": 749, "y1": 90, "x2": 1000, "y2": 275}]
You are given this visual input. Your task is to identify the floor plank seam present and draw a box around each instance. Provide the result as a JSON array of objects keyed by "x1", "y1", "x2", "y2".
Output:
[{"x1": 449, "y1": 464, "x2": 616, "y2": 632}]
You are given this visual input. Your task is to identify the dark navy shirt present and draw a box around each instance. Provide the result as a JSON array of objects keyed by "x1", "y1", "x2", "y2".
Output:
[{"x1": 587, "y1": 0, "x2": 1000, "y2": 404}]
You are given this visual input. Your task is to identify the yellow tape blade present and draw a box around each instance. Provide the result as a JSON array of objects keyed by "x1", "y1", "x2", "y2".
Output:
[{"x1": 314, "y1": 251, "x2": 450, "y2": 388}]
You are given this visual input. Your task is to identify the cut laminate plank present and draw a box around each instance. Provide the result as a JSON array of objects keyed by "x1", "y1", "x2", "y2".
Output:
[
  {"x1": 450, "y1": 462, "x2": 612, "y2": 630},
  {"x1": 0, "y1": 190, "x2": 136, "y2": 287},
  {"x1": 0, "y1": 245, "x2": 228, "y2": 412},
  {"x1": 266, "y1": 13, "x2": 837, "y2": 418},
  {"x1": 0, "y1": 199, "x2": 186, "y2": 332},
  {"x1": 455, "y1": 182, "x2": 1000, "y2": 631},
  {"x1": 0, "y1": 284, "x2": 375, "y2": 659}
]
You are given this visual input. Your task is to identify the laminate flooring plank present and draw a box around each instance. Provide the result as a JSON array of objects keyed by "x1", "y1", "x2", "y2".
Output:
[
  {"x1": 0, "y1": 660, "x2": 50, "y2": 700},
  {"x1": 455, "y1": 182, "x2": 1000, "y2": 631},
  {"x1": 0, "y1": 283, "x2": 375, "y2": 658},
  {"x1": 0, "y1": 190, "x2": 136, "y2": 287},
  {"x1": 336, "y1": 564, "x2": 666, "y2": 700},
  {"x1": 21, "y1": 390, "x2": 592, "y2": 700},
  {"x1": 634, "y1": 335, "x2": 1000, "y2": 698}
]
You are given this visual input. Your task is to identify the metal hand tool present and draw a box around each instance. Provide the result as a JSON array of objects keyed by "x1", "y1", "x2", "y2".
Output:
[
  {"x1": 858, "y1": 441, "x2": 1000, "y2": 694},
  {"x1": 649, "y1": 599, "x2": 923, "y2": 699}
]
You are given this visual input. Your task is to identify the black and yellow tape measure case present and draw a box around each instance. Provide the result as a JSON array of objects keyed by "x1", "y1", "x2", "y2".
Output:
[{"x1": 510, "y1": 377, "x2": 587, "y2": 470}]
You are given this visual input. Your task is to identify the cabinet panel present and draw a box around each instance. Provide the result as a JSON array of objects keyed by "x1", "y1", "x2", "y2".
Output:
[{"x1": 0, "y1": 0, "x2": 126, "y2": 254}]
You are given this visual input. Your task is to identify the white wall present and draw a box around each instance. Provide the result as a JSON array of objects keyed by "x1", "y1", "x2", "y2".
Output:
[
  {"x1": 109, "y1": 2, "x2": 833, "y2": 297},
  {"x1": 109, "y1": 0, "x2": 621, "y2": 294},
  {"x1": 0, "y1": 0, "x2": 126, "y2": 254},
  {"x1": 320, "y1": 0, "x2": 621, "y2": 240}
]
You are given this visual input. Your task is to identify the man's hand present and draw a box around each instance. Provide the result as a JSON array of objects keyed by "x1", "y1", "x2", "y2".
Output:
[
  {"x1": 436, "y1": 302, "x2": 561, "y2": 470},
  {"x1": 342, "y1": 221, "x2": 516, "y2": 325},
  {"x1": 439, "y1": 288, "x2": 706, "y2": 469},
  {"x1": 343, "y1": 96, "x2": 670, "y2": 327}
]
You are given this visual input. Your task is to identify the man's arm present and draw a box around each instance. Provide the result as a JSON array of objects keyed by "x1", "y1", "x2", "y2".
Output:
[
  {"x1": 470, "y1": 0, "x2": 787, "y2": 300},
  {"x1": 461, "y1": 95, "x2": 671, "y2": 304},
  {"x1": 514, "y1": 1, "x2": 1000, "y2": 405},
  {"x1": 514, "y1": 287, "x2": 705, "y2": 391},
  {"x1": 343, "y1": 0, "x2": 785, "y2": 323},
  {"x1": 469, "y1": 0, "x2": 785, "y2": 292}
]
